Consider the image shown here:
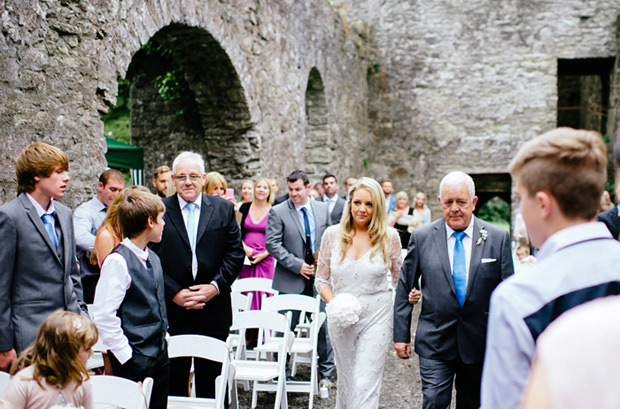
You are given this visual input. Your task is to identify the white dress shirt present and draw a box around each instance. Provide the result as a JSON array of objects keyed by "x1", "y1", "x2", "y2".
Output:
[
  {"x1": 92, "y1": 237, "x2": 148, "y2": 364},
  {"x1": 445, "y1": 221, "x2": 474, "y2": 282},
  {"x1": 73, "y1": 196, "x2": 107, "y2": 251},
  {"x1": 323, "y1": 195, "x2": 337, "y2": 214},
  {"x1": 177, "y1": 194, "x2": 201, "y2": 279},
  {"x1": 26, "y1": 192, "x2": 56, "y2": 219}
]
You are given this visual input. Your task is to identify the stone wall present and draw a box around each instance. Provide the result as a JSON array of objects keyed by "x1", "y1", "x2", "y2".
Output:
[
  {"x1": 0, "y1": 0, "x2": 369, "y2": 207},
  {"x1": 334, "y1": 0, "x2": 620, "y2": 215}
]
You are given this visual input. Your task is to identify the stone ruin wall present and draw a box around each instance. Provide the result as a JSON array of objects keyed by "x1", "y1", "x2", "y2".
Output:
[
  {"x1": 335, "y1": 0, "x2": 620, "y2": 216},
  {"x1": 2, "y1": 0, "x2": 620, "y2": 214},
  {"x1": 0, "y1": 0, "x2": 369, "y2": 207}
]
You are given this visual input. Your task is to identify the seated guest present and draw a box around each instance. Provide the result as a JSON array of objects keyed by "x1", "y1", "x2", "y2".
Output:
[
  {"x1": 203, "y1": 171, "x2": 227, "y2": 197},
  {"x1": 74, "y1": 169, "x2": 124, "y2": 303},
  {"x1": 3, "y1": 311, "x2": 97, "y2": 409},
  {"x1": 387, "y1": 190, "x2": 414, "y2": 248},
  {"x1": 92, "y1": 189, "x2": 169, "y2": 409},
  {"x1": 152, "y1": 165, "x2": 172, "y2": 199}
]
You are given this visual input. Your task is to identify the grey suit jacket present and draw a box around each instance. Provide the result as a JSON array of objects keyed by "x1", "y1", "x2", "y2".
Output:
[
  {"x1": 265, "y1": 199, "x2": 331, "y2": 294},
  {"x1": 394, "y1": 216, "x2": 513, "y2": 364},
  {"x1": 316, "y1": 195, "x2": 346, "y2": 225},
  {"x1": 0, "y1": 194, "x2": 86, "y2": 353}
]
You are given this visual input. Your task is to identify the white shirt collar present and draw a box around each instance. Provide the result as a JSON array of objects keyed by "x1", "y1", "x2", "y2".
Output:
[
  {"x1": 26, "y1": 192, "x2": 56, "y2": 217},
  {"x1": 121, "y1": 236, "x2": 149, "y2": 262},
  {"x1": 537, "y1": 222, "x2": 612, "y2": 261},
  {"x1": 445, "y1": 218, "x2": 475, "y2": 239},
  {"x1": 177, "y1": 193, "x2": 202, "y2": 210},
  {"x1": 93, "y1": 196, "x2": 106, "y2": 211},
  {"x1": 294, "y1": 200, "x2": 312, "y2": 212}
]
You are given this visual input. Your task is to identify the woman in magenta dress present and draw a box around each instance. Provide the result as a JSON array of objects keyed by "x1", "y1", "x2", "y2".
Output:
[{"x1": 237, "y1": 177, "x2": 275, "y2": 310}]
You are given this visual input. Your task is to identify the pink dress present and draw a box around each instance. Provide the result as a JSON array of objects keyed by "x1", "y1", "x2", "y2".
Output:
[{"x1": 238, "y1": 208, "x2": 275, "y2": 310}]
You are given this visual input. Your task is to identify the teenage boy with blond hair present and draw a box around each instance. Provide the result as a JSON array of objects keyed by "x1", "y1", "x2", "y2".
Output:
[
  {"x1": 480, "y1": 128, "x2": 620, "y2": 409},
  {"x1": 92, "y1": 189, "x2": 169, "y2": 409},
  {"x1": 0, "y1": 142, "x2": 87, "y2": 372}
]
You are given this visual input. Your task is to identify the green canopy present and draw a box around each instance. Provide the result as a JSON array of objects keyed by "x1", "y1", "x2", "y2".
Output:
[{"x1": 104, "y1": 136, "x2": 144, "y2": 170}]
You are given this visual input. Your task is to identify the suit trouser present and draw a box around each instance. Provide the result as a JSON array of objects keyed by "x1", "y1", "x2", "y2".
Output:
[
  {"x1": 109, "y1": 349, "x2": 170, "y2": 409},
  {"x1": 285, "y1": 278, "x2": 334, "y2": 380},
  {"x1": 169, "y1": 331, "x2": 228, "y2": 399},
  {"x1": 418, "y1": 355, "x2": 482, "y2": 409}
]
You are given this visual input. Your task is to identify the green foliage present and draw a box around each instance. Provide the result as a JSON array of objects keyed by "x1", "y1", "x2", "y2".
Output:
[
  {"x1": 477, "y1": 196, "x2": 511, "y2": 226},
  {"x1": 101, "y1": 79, "x2": 130, "y2": 144}
]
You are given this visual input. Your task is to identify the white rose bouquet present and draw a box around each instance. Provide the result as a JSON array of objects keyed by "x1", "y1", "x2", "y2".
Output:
[{"x1": 325, "y1": 293, "x2": 363, "y2": 328}]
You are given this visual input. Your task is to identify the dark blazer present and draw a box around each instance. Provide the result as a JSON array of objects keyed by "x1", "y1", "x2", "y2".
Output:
[
  {"x1": 316, "y1": 195, "x2": 346, "y2": 225},
  {"x1": 394, "y1": 217, "x2": 514, "y2": 364},
  {"x1": 0, "y1": 194, "x2": 86, "y2": 353},
  {"x1": 151, "y1": 193, "x2": 244, "y2": 336},
  {"x1": 597, "y1": 206, "x2": 619, "y2": 239}
]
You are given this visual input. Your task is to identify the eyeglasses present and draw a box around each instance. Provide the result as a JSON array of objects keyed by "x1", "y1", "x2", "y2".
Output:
[{"x1": 174, "y1": 174, "x2": 202, "y2": 182}]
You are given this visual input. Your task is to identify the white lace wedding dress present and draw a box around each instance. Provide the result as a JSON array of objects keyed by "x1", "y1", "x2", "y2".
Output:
[{"x1": 315, "y1": 225, "x2": 402, "y2": 409}]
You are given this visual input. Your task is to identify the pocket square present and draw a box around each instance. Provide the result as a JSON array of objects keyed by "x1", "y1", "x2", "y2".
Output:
[{"x1": 481, "y1": 258, "x2": 496, "y2": 263}]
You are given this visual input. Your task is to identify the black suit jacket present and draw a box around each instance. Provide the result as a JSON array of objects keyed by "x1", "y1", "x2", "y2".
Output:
[
  {"x1": 316, "y1": 195, "x2": 346, "y2": 225},
  {"x1": 597, "y1": 206, "x2": 620, "y2": 239},
  {"x1": 394, "y1": 217, "x2": 514, "y2": 364},
  {"x1": 151, "y1": 193, "x2": 244, "y2": 336}
]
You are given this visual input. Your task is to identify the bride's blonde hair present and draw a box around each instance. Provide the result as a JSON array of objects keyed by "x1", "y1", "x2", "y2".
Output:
[{"x1": 339, "y1": 177, "x2": 391, "y2": 267}]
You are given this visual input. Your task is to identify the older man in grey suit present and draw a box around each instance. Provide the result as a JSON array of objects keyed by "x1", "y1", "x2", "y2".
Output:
[
  {"x1": 265, "y1": 169, "x2": 335, "y2": 386},
  {"x1": 0, "y1": 143, "x2": 87, "y2": 371},
  {"x1": 393, "y1": 171, "x2": 513, "y2": 409}
]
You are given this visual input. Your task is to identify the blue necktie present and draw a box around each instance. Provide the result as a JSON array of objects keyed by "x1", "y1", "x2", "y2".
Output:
[
  {"x1": 41, "y1": 213, "x2": 58, "y2": 250},
  {"x1": 300, "y1": 207, "x2": 313, "y2": 252},
  {"x1": 185, "y1": 203, "x2": 197, "y2": 249},
  {"x1": 452, "y1": 231, "x2": 467, "y2": 307}
]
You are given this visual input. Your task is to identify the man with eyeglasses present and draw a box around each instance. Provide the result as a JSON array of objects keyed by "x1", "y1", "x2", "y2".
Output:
[{"x1": 150, "y1": 151, "x2": 244, "y2": 400}]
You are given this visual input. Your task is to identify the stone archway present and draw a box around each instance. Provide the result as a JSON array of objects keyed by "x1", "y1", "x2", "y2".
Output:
[
  {"x1": 125, "y1": 23, "x2": 256, "y2": 185},
  {"x1": 304, "y1": 67, "x2": 331, "y2": 180}
]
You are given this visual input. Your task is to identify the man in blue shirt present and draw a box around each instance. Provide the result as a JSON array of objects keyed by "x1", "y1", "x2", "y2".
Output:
[{"x1": 481, "y1": 128, "x2": 620, "y2": 409}]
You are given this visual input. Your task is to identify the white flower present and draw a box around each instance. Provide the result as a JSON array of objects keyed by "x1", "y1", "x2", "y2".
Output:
[
  {"x1": 325, "y1": 293, "x2": 363, "y2": 328},
  {"x1": 476, "y1": 228, "x2": 488, "y2": 246}
]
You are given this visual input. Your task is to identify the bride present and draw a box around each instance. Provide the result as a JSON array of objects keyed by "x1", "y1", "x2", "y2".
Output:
[{"x1": 315, "y1": 177, "x2": 403, "y2": 408}]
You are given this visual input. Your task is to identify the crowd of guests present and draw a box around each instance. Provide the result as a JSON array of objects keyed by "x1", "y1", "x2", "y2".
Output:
[{"x1": 2, "y1": 126, "x2": 620, "y2": 409}]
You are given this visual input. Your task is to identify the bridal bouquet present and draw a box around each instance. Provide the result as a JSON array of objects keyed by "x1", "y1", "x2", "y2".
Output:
[{"x1": 326, "y1": 293, "x2": 363, "y2": 328}]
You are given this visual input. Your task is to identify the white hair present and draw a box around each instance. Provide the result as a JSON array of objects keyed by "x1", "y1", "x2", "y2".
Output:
[
  {"x1": 172, "y1": 151, "x2": 205, "y2": 175},
  {"x1": 439, "y1": 171, "x2": 475, "y2": 200}
]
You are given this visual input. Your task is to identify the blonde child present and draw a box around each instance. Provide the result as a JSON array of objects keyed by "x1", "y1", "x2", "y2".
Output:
[{"x1": 3, "y1": 311, "x2": 97, "y2": 409}]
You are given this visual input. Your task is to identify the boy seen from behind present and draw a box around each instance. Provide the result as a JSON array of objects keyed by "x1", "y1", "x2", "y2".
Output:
[
  {"x1": 92, "y1": 188, "x2": 170, "y2": 409},
  {"x1": 480, "y1": 128, "x2": 620, "y2": 409}
]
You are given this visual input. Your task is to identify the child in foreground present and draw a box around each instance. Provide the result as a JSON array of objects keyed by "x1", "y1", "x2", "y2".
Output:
[
  {"x1": 3, "y1": 311, "x2": 97, "y2": 409},
  {"x1": 92, "y1": 189, "x2": 169, "y2": 409}
]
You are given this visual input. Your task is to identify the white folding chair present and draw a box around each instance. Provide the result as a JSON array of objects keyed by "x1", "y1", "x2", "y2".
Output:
[
  {"x1": 231, "y1": 277, "x2": 279, "y2": 308},
  {"x1": 0, "y1": 371, "x2": 11, "y2": 396},
  {"x1": 257, "y1": 294, "x2": 325, "y2": 409},
  {"x1": 231, "y1": 311, "x2": 294, "y2": 409},
  {"x1": 91, "y1": 375, "x2": 153, "y2": 409},
  {"x1": 167, "y1": 335, "x2": 233, "y2": 409}
]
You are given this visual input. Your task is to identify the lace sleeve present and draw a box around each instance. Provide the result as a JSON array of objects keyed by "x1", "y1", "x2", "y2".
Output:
[
  {"x1": 315, "y1": 226, "x2": 336, "y2": 294},
  {"x1": 389, "y1": 229, "x2": 403, "y2": 288}
]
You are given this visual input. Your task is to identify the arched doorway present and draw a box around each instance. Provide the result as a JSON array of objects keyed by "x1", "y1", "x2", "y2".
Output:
[
  {"x1": 103, "y1": 23, "x2": 256, "y2": 190},
  {"x1": 304, "y1": 67, "x2": 330, "y2": 180}
]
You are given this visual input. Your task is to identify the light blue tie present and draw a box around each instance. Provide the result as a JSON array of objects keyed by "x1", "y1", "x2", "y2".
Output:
[
  {"x1": 452, "y1": 231, "x2": 467, "y2": 307},
  {"x1": 41, "y1": 213, "x2": 58, "y2": 250},
  {"x1": 185, "y1": 203, "x2": 197, "y2": 249}
]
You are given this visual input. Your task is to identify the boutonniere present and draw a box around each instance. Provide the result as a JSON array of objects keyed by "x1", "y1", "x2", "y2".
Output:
[{"x1": 476, "y1": 228, "x2": 488, "y2": 246}]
